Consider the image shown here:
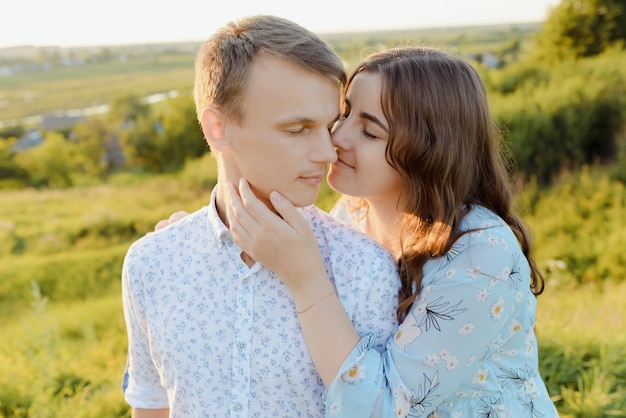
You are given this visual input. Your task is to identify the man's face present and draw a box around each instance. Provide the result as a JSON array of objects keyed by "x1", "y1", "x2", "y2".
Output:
[{"x1": 223, "y1": 54, "x2": 340, "y2": 208}]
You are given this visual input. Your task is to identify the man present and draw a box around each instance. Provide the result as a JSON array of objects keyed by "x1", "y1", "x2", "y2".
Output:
[{"x1": 121, "y1": 15, "x2": 400, "y2": 417}]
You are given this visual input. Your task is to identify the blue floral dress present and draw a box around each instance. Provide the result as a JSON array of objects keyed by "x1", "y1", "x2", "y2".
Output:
[{"x1": 327, "y1": 204, "x2": 559, "y2": 417}]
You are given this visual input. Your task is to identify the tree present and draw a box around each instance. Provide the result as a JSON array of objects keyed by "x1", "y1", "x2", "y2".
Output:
[
  {"x1": 108, "y1": 94, "x2": 150, "y2": 125},
  {"x1": 158, "y1": 95, "x2": 207, "y2": 169},
  {"x1": 0, "y1": 139, "x2": 28, "y2": 188},
  {"x1": 14, "y1": 132, "x2": 79, "y2": 188},
  {"x1": 71, "y1": 117, "x2": 116, "y2": 178},
  {"x1": 118, "y1": 95, "x2": 207, "y2": 172},
  {"x1": 534, "y1": 0, "x2": 626, "y2": 62}
]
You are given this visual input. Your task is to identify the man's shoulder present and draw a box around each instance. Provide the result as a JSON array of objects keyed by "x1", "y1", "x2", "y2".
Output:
[{"x1": 126, "y1": 206, "x2": 210, "y2": 257}]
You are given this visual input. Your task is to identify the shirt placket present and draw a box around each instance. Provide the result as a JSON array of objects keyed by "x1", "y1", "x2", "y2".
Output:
[{"x1": 230, "y1": 262, "x2": 258, "y2": 417}]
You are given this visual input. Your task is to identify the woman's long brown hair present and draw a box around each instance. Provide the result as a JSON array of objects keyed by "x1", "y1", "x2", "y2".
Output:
[{"x1": 346, "y1": 47, "x2": 544, "y2": 321}]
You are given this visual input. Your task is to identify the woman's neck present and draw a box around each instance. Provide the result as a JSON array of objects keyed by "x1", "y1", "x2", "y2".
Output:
[{"x1": 364, "y1": 199, "x2": 403, "y2": 260}]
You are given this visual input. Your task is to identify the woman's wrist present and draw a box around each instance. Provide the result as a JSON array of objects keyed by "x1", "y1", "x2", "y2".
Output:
[{"x1": 287, "y1": 265, "x2": 336, "y2": 313}]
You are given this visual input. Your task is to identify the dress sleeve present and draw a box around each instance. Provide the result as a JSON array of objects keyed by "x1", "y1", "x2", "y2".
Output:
[
  {"x1": 121, "y1": 247, "x2": 170, "y2": 409},
  {"x1": 324, "y1": 226, "x2": 528, "y2": 417}
]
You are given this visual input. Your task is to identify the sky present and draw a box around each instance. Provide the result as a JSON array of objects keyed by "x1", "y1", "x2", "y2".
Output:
[{"x1": 1, "y1": 0, "x2": 560, "y2": 49}]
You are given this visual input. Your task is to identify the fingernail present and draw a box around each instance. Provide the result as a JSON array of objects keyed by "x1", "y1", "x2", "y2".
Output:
[{"x1": 270, "y1": 191, "x2": 283, "y2": 202}]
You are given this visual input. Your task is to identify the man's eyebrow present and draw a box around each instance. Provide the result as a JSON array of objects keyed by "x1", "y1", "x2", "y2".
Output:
[{"x1": 275, "y1": 117, "x2": 315, "y2": 127}]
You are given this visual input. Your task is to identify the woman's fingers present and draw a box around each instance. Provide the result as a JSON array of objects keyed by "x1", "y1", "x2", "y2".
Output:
[
  {"x1": 225, "y1": 182, "x2": 252, "y2": 244},
  {"x1": 237, "y1": 179, "x2": 291, "y2": 232},
  {"x1": 269, "y1": 190, "x2": 309, "y2": 234},
  {"x1": 169, "y1": 211, "x2": 189, "y2": 223},
  {"x1": 154, "y1": 211, "x2": 189, "y2": 231}
]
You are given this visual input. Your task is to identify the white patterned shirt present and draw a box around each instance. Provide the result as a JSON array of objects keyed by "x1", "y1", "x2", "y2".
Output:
[
  {"x1": 327, "y1": 204, "x2": 559, "y2": 417},
  {"x1": 122, "y1": 189, "x2": 400, "y2": 417}
]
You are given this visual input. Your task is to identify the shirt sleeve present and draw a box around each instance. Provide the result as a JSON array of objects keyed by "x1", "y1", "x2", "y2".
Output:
[
  {"x1": 121, "y1": 246, "x2": 170, "y2": 409},
  {"x1": 324, "y1": 226, "x2": 528, "y2": 417}
]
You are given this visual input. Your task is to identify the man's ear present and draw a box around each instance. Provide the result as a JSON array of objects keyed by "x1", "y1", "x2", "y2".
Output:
[{"x1": 200, "y1": 107, "x2": 230, "y2": 152}]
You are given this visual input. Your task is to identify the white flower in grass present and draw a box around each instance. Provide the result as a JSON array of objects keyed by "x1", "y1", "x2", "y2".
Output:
[
  {"x1": 439, "y1": 349, "x2": 451, "y2": 360},
  {"x1": 445, "y1": 267, "x2": 456, "y2": 279},
  {"x1": 487, "y1": 233, "x2": 498, "y2": 247}
]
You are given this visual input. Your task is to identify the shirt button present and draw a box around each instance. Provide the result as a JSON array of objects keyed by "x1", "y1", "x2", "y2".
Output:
[
  {"x1": 242, "y1": 277, "x2": 249, "y2": 285},
  {"x1": 234, "y1": 402, "x2": 243, "y2": 411},
  {"x1": 237, "y1": 342, "x2": 246, "y2": 350}
]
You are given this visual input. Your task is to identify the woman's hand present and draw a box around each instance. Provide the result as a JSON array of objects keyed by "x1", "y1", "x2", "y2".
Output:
[
  {"x1": 154, "y1": 211, "x2": 189, "y2": 231},
  {"x1": 225, "y1": 179, "x2": 329, "y2": 293}
]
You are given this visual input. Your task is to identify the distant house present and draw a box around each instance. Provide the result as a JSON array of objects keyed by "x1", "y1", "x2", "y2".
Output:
[
  {"x1": 11, "y1": 129, "x2": 44, "y2": 152},
  {"x1": 0, "y1": 65, "x2": 13, "y2": 77},
  {"x1": 39, "y1": 113, "x2": 84, "y2": 131},
  {"x1": 482, "y1": 51, "x2": 499, "y2": 69}
]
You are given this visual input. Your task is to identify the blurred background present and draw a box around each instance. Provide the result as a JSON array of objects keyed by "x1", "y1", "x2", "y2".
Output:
[{"x1": 1, "y1": 0, "x2": 625, "y2": 416}]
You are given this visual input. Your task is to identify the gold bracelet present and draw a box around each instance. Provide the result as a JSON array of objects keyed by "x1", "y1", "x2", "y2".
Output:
[{"x1": 296, "y1": 290, "x2": 335, "y2": 314}]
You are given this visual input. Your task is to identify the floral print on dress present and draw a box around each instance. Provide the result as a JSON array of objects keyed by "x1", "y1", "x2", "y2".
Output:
[{"x1": 326, "y1": 204, "x2": 559, "y2": 418}]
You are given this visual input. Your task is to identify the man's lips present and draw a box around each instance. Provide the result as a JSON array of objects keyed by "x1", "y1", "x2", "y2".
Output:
[{"x1": 299, "y1": 173, "x2": 325, "y2": 184}]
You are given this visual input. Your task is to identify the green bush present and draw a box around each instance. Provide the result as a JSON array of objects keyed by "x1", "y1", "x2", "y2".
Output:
[{"x1": 491, "y1": 49, "x2": 626, "y2": 183}]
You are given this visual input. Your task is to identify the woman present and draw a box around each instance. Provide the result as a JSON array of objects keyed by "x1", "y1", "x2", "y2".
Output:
[{"x1": 169, "y1": 47, "x2": 559, "y2": 416}]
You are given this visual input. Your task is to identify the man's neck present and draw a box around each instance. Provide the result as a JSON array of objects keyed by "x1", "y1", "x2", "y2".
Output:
[{"x1": 215, "y1": 183, "x2": 256, "y2": 268}]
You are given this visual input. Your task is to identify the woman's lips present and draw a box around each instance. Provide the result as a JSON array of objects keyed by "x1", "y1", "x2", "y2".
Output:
[{"x1": 334, "y1": 158, "x2": 354, "y2": 169}]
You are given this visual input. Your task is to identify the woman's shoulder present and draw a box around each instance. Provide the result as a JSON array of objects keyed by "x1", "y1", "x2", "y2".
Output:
[{"x1": 438, "y1": 205, "x2": 524, "y2": 266}]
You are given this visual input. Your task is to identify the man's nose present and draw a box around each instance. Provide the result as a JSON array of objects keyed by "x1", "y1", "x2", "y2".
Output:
[
  {"x1": 330, "y1": 119, "x2": 350, "y2": 151},
  {"x1": 312, "y1": 130, "x2": 338, "y2": 164}
]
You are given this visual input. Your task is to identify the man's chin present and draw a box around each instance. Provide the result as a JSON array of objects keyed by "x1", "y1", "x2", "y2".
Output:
[{"x1": 280, "y1": 192, "x2": 318, "y2": 209}]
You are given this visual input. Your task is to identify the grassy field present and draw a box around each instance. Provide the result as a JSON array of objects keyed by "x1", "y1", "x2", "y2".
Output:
[
  {"x1": 0, "y1": 22, "x2": 539, "y2": 125},
  {"x1": 1, "y1": 23, "x2": 624, "y2": 417},
  {"x1": 0, "y1": 54, "x2": 195, "y2": 123},
  {"x1": 0, "y1": 155, "x2": 625, "y2": 417}
]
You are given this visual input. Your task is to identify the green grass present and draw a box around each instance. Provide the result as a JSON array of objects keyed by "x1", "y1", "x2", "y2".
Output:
[{"x1": 0, "y1": 158, "x2": 624, "y2": 416}]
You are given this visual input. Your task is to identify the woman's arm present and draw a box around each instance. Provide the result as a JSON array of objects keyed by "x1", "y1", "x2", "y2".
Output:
[
  {"x1": 225, "y1": 180, "x2": 361, "y2": 386},
  {"x1": 132, "y1": 408, "x2": 169, "y2": 418}
]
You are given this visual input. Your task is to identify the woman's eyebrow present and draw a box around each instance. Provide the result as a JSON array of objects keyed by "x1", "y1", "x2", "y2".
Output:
[{"x1": 359, "y1": 112, "x2": 388, "y2": 132}]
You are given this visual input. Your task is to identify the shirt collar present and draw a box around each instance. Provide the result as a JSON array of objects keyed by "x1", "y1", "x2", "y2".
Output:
[{"x1": 206, "y1": 186, "x2": 230, "y2": 247}]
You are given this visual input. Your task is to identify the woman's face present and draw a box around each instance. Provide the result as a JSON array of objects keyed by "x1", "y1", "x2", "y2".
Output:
[{"x1": 327, "y1": 71, "x2": 402, "y2": 202}]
